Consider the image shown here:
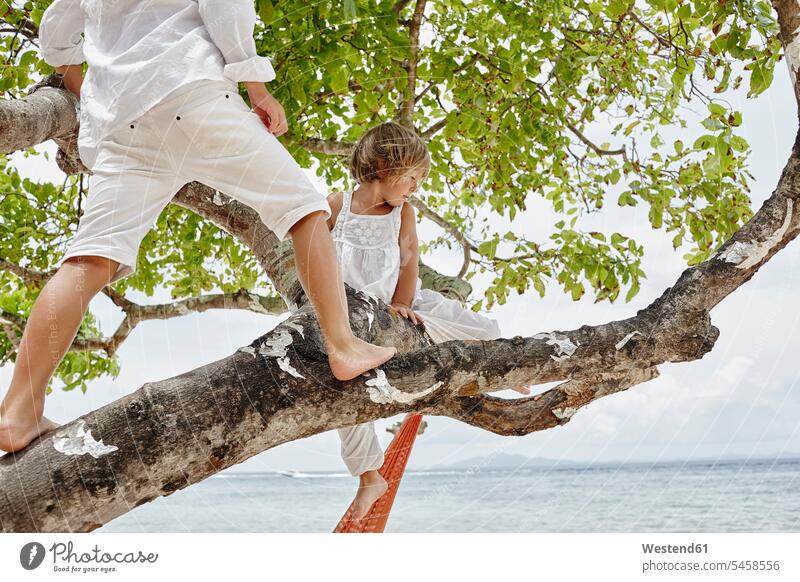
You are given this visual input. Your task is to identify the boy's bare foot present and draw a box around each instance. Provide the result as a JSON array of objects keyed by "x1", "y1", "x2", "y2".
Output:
[
  {"x1": 0, "y1": 414, "x2": 61, "y2": 453},
  {"x1": 328, "y1": 337, "x2": 397, "y2": 381},
  {"x1": 352, "y1": 471, "x2": 389, "y2": 522}
]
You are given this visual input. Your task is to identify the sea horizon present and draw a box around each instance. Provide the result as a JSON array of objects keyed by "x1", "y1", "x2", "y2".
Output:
[
  {"x1": 217, "y1": 452, "x2": 800, "y2": 477},
  {"x1": 98, "y1": 456, "x2": 800, "y2": 532}
]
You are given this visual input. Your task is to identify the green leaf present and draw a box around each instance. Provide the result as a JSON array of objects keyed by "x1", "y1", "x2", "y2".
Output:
[
  {"x1": 748, "y1": 59, "x2": 774, "y2": 97},
  {"x1": 707, "y1": 103, "x2": 727, "y2": 116},
  {"x1": 729, "y1": 135, "x2": 749, "y2": 152},
  {"x1": 257, "y1": 0, "x2": 274, "y2": 24},
  {"x1": 344, "y1": 0, "x2": 357, "y2": 20}
]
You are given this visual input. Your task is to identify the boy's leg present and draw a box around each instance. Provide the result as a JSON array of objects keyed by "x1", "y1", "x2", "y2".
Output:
[
  {"x1": 287, "y1": 212, "x2": 397, "y2": 380},
  {"x1": 1, "y1": 119, "x2": 183, "y2": 453},
  {"x1": 169, "y1": 84, "x2": 396, "y2": 380},
  {"x1": 0, "y1": 256, "x2": 119, "y2": 453}
]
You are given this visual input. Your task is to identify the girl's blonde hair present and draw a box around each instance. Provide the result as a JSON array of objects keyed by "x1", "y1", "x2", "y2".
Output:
[{"x1": 350, "y1": 121, "x2": 430, "y2": 184}]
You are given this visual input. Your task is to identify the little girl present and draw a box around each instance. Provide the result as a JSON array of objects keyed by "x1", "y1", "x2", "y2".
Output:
[{"x1": 327, "y1": 122, "x2": 530, "y2": 521}]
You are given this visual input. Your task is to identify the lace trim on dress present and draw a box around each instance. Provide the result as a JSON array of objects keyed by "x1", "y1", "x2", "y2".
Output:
[{"x1": 333, "y1": 190, "x2": 403, "y2": 249}]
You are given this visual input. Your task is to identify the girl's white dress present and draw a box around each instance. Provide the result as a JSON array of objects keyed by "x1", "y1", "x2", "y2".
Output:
[{"x1": 333, "y1": 189, "x2": 501, "y2": 475}]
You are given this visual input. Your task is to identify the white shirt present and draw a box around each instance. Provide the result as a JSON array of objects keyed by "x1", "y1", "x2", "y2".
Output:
[{"x1": 38, "y1": 0, "x2": 276, "y2": 171}]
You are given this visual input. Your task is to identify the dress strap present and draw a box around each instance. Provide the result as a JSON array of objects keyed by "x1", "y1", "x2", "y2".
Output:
[
  {"x1": 331, "y1": 190, "x2": 353, "y2": 239},
  {"x1": 393, "y1": 202, "x2": 405, "y2": 241}
]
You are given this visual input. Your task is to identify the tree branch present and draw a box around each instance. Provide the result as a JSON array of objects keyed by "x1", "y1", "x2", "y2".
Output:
[
  {"x1": 429, "y1": 368, "x2": 660, "y2": 435},
  {"x1": 0, "y1": 75, "x2": 81, "y2": 174},
  {"x1": 420, "y1": 117, "x2": 448, "y2": 140},
  {"x1": 392, "y1": 0, "x2": 413, "y2": 15},
  {"x1": 409, "y1": 195, "x2": 473, "y2": 278},
  {"x1": 0, "y1": 259, "x2": 286, "y2": 356},
  {"x1": 298, "y1": 137, "x2": 355, "y2": 157},
  {"x1": 396, "y1": 0, "x2": 427, "y2": 127},
  {"x1": 564, "y1": 120, "x2": 629, "y2": 162}
]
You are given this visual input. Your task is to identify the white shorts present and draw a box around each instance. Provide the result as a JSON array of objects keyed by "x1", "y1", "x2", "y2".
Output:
[{"x1": 56, "y1": 78, "x2": 331, "y2": 283}]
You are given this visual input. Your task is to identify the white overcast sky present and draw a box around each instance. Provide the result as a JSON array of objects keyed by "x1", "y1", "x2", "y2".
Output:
[{"x1": 3, "y1": 53, "x2": 800, "y2": 474}]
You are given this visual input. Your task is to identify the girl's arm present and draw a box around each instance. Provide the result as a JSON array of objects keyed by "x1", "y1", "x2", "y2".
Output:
[
  {"x1": 390, "y1": 203, "x2": 424, "y2": 325},
  {"x1": 325, "y1": 191, "x2": 343, "y2": 231}
]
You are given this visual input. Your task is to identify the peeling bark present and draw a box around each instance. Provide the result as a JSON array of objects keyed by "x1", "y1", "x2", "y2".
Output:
[{"x1": 774, "y1": 0, "x2": 800, "y2": 105}]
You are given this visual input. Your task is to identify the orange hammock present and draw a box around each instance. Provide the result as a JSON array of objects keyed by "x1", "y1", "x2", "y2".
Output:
[{"x1": 333, "y1": 413, "x2": 423, "y2": 533}]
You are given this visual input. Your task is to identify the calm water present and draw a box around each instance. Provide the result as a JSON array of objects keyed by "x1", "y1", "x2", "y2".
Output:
[{"x1": 98, "y1": 458, "x2": 800, "y2": 532}]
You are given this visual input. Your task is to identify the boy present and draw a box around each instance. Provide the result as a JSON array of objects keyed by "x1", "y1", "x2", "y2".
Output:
[{"x1": 0, "y1": 0, "x2": 396, "y2": 453}]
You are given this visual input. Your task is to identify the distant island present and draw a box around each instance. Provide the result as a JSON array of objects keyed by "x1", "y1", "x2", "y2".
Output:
[
  {"x1": 422, "y1": 453, "x2": 580, "y2": 471},
  {"x1": 420, "y1": 452, "x2": 800, "y2": 472}
]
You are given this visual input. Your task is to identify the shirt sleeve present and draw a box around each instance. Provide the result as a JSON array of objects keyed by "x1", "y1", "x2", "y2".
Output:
[
  {"x1": 38, "y1": 0, "x2": 86, "y2": 68},
  {"x1": 197, "y1": 0, "x2": 276, "y2": 83}
]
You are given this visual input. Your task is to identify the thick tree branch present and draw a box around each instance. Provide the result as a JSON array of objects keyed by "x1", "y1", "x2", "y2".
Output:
[
  {"x1": 431, "y1": 368, "x2": 660, "y2": 435},
  {"x1": 0, "y1": 75, "x2": 82, "y2": 175}
]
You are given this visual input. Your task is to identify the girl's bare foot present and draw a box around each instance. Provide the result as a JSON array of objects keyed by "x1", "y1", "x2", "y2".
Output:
[
  {"x1": 328, "y1": 337, "x2": 397, "y2": 381},
  {"x1": 0, "y1": 414, "x2": 61, "y2": 453},
  {"x1": 351, "y1": 470, "x2": 389, "y2": 522}
]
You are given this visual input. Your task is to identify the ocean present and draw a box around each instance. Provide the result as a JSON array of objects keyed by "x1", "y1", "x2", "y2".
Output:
[{"x1": 97, "y1": 458, "x2": 800, "y2": 532}]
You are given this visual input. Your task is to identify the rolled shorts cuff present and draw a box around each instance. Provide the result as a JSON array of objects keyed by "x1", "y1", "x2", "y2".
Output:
[
  {"x1": 56, "y1": 247, "x2": 136, "y2": 284},
  {"x1": 270, "y1": 199, "x2": 332, "y2": 242}
]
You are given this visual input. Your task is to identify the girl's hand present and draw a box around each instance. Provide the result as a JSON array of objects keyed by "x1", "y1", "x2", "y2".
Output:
[
  {"x1": 388, "y1": 302, "x2": 424, "y2": 325},
  {"x1": 245, "y1": 83, "x2": 288, "y2": 137}
]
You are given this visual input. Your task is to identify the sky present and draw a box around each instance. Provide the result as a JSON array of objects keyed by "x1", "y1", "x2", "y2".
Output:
[{"x1": 3, "y1": 56, "x2": 800, "y2": 475}]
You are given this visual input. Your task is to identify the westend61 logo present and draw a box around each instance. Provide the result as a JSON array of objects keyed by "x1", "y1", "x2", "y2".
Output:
[{"x1": 19, "y1": 541, "x2": 158, "y2": 574}]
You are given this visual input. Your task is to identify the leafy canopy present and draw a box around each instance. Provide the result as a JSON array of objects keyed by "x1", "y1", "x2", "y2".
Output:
[{"x1": 0, "y1": 0, "x2": 782, "y2": 391}]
